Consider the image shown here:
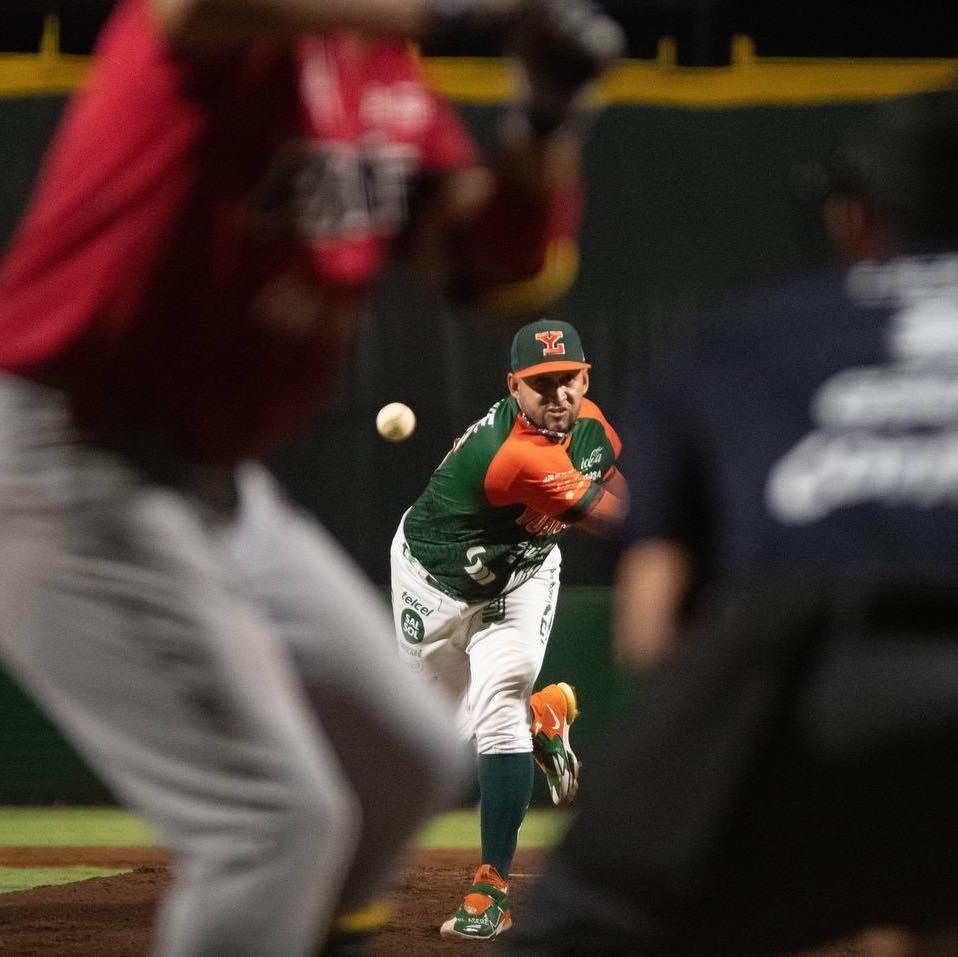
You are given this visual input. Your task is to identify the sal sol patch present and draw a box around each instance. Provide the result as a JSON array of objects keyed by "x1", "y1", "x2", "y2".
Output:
[{"x1": 400, "y1": 609, "x2": 425, "y2": 644}]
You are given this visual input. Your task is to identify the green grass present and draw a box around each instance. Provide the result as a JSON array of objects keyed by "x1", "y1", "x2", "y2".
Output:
[
  {"x1": 0, "y1": 808, "x2": 155, "y2": 846},
  {"x1": 0, "y1": 866, "x2": 130, "y2": 894},
  {"x1": 417, "y1": 809, "x2": 569, "y2": 849},
  {"x1": 0, "y1": 806, "x2": 568, "y2": 894},
  {"x1": 0, "y1": 806, "x2": 568, "y2": 849}
]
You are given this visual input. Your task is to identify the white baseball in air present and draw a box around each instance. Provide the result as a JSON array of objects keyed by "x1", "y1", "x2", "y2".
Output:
[{"x1": 376, "y1": 402, "x2": 416, "y2": 442}]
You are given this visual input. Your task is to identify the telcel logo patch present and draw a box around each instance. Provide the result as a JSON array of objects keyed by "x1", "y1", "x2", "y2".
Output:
[{"x1": 401, "y1": 591, "x2": 435, "y2": 617}]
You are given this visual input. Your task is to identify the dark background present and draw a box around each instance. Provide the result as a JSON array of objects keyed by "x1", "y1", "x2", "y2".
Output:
[
  {"x1": 4, "y1": 0, "x2": 958, "y2": 60},
  {"x1": 0, "y1": 3, "x2": 948, "y2": 802},
  {"x1": 270, "y1": 101, "x2": 842, "y2": 588},
  {"x1": 0, "y1": 96, "x2": 848, "y2": 587},
  {"x1": 0, "y1": 6, "x2": 931, "y2": 590}
]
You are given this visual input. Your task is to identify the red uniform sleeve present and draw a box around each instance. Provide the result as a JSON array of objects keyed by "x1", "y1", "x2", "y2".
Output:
[
  {"x1": 484, "y1": 428, "x2": 600, "y2": 520},
  {"x1": 418, "y1": 90, "x2": 478, "y2": 173},
  {"x1": 398, "y1": 48, "x2": 477, "y2": 173},
  {"x1": 455, "y1": 178, "x2": 582, "y2": 313},
  {"x1": 403, "y1": 46, "x2": 579, "y2": 312}
]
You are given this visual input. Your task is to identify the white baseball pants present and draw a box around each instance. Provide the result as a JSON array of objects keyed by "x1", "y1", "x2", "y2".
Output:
[
  {"x1": 0, "y1": 376, "x2": 469, "y2": 957},
  {"x1": 390, "y1": 520, "x2": 560, "y2": 755}
]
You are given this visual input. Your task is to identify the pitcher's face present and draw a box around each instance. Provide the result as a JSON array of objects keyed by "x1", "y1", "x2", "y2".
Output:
[{"x1": 509, "y1": 369, "x2": 589, "y2": 434}]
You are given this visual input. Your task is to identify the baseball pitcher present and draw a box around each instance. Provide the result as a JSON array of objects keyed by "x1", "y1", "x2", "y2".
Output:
[{"x1": 390, "y1": 318, "x2": 628, "y2": 940}]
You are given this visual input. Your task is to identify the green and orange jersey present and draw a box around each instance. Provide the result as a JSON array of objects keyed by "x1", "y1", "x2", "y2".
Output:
[{"x1": 403, "y1": 395, "x2": 622, "y2": 602}]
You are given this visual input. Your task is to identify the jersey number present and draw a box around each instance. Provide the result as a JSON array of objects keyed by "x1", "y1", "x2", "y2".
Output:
[{"x1": 464, "y1": 546, "x2": 496, "y2": 586}]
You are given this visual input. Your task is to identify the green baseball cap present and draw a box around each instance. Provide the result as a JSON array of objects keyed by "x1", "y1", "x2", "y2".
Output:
[{"x1": 510, "y1": 319, "x2": 591, "y2": 378}]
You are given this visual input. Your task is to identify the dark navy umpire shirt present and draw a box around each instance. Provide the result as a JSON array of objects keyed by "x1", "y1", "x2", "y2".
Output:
[{"x1": 621, "y1": 255, "x2": 958, "y2": 585}]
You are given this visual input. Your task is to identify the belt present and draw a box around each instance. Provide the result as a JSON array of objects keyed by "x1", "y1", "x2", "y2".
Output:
[{"x1": 401, "y1": 542, "x2": 458, "y2": 599}]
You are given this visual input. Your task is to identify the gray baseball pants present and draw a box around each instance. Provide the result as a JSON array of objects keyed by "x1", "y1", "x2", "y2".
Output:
[{"x1": 0, "y1": 375, "x2": 468, "y2": 957}]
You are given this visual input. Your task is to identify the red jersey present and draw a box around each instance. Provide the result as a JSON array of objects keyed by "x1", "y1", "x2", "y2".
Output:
[{"x1": 0, "y1": 0, "x2": 474, "y2": 463}]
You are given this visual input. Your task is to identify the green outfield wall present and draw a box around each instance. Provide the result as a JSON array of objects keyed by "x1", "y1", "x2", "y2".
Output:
[
  {"x1": 0, "y1": 587, "x2": 623, "y2": 805},
  {"x1": 2, "y1": 58, "x2": 952, "y2": 588},
  {"x1": 0, "y1": 50, "x2": 952, "y2": 802}
]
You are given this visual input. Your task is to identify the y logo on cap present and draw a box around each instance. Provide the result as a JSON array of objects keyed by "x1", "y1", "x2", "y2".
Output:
[{"x1": 534, "y1": 331, "x2": 566, "y2": 357}]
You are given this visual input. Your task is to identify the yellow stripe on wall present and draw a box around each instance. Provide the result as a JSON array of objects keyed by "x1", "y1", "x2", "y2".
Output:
[
  {"x1": 0, "y1": 54, "x2": 89, "y2": 96},
  {"x1": 0, "y1": 24, "x2": 956, "y2": 106},
  {"x1": 0, "y1": 15, "x2": 89, "y2": 96},
  {"x1": 424, "y1": 52, "x2": 958, "y2": 107},
  {"x1": 600, "y1": 58, "x2": 958, "y2": 107}
]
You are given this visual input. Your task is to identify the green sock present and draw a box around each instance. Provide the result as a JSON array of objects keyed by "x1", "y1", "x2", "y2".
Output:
[{"x1": 478, "y1": 752, "x2": 534, "y2": 880}]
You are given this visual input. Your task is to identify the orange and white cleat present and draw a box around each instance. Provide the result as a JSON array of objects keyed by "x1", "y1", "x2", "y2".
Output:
[
  {"x1": 529, "y1": 682, "x2": 580, "y2": 805},
  {"x1": 439, "y1": 864, "x2": 512, "y2": 940}
]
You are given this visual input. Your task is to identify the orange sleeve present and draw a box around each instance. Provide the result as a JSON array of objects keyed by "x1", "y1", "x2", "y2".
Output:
[{"x1": 484, "y1": 429, "x2": 599, "y2": 519}]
